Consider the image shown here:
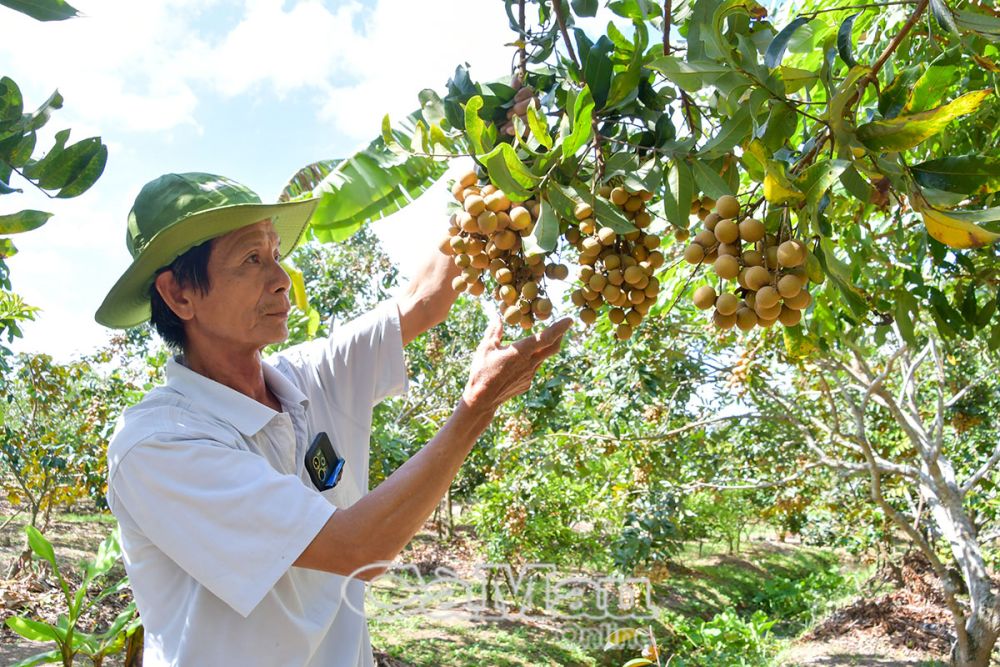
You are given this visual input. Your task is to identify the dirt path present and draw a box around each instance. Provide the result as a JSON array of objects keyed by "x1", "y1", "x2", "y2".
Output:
[{"x1": 778, "y1": 636, "x2": 946, "y2": 666}]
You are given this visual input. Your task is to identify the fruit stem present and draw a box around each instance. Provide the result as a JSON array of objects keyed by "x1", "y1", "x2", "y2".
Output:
[{"x1": 551, "y1": 0, "x2": 581, "y2": 71}]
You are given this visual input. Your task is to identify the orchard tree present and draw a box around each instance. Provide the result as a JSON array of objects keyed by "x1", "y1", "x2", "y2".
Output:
[
  {"x1": 277, "y1": 0, "x2": 1000, "y2": 662},
  {"x1": 0, "y1": 0, "x2": 108, "y2": 369}
]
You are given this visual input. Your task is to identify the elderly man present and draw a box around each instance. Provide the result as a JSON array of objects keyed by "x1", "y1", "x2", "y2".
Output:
[{"x1": 95, "y1": 172, "x2": 570, "y2": 666}]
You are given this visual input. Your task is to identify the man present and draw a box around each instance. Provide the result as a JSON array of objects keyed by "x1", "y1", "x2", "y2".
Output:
[{"x1": 95, "y1": 172, "x2": 570, "y2": 666}]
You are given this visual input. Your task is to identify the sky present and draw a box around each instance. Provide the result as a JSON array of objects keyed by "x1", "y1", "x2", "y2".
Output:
[{"x1": 0, "y1": 0, "x2": 536, "y2": 359}]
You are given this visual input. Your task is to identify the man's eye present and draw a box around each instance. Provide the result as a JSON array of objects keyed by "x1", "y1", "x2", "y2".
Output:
[{"x1": 246, "y1": 253, "x2": 260, "y2": 263}]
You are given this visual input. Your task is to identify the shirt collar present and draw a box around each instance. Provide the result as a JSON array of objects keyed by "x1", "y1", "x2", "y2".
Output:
[{"x1": 165, "y1": 356, "x2": 309, "y2": 436}]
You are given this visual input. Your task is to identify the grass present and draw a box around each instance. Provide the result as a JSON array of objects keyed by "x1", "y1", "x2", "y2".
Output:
[{"x1": 367, "y1": 537, "x2": 866, "y2": 666}]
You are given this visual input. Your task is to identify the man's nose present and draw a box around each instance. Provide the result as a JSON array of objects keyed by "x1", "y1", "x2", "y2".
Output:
[{"x1": 271, "y1": 257, "x2": 291, "y2": 293}]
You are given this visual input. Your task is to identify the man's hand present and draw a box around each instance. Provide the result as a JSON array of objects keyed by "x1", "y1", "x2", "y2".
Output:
[
  {"x1": 462, "y1": 316, "x2": 572, "y2": 414},
  {"x1": 397, "y1": 236, "x2": 462, "y2": 346}
]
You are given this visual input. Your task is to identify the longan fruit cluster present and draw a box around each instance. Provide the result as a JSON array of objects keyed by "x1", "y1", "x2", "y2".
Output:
[
  {"x1": 500, "y1": 77, "x2": 541, "y2": 138},
  {"x1": 441, "y1": 170, "x2": 569, "y2": 330},
  {"x1": 683, "y1": 195, "x2": 820, "y2": 331},
  {"x1": 565, "y1": 184, "x2": 664, "y2": 340}
]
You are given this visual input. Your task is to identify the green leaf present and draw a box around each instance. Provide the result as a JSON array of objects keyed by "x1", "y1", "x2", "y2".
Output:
[
  {"x1": 778, "y1": 66, "x2": 817, "y2": 94},
  {"x1": 908, "y1": 65, "x2": 959, "y2": 113},
  {"x1": 878, "y1": 65, "x2": 925, "y2": 119},
  {"x1": 279, "y1": 159, "x2": 340, "y2": 202},
  {"x1": 51, "y1": 138, "x2": 107, "y2": 198},
  {"x1": 690, "y1": 158, "x2": 734, "y2": 199},
  {"x1": 417, "y1": 89, "x2": 446, "y2": 129},
  {"x1": 942, "y1": 206, "x2": 1000, "y2": 224},
  {"x1": 816, "y1": 240, "x2": 867, "y2": 317},
  {"x1": 698, "y1": 104, "x2": 752, "y2": 158},
  {"x1": 525, "y1": 100, "x2": 553, "y2": 150},
  {"x1": 765, "y1": 16, "x2": 810, "y2": 69},
  {"x1": 662, "y1": 159, "x2": 695, "y2": 228},
  {"x1": 929, "y1": 0, "x2": 960, "y2": 36},
  {"x1": 571, "y1": 0, "x2": 598, "y2": 16},
  {"x1": 582, "y1": 36, "x2": 614, "y2": 109},
  {"x1": 311, "y1": 110, "x2": 447, "y2": 242},
  {"x1": 796, "y1": 159, "x2": 849, "y2": 209},
  {"x1": 523, "y1": 198, "x2": 559, "y2": 256},
  {"x1": 463, "y1": 96, "x2": 489, "y2": 156},
  {"x1": 857, "y1": 90, "x2": 991, "y2": 152},
  {"x1": 7, "y1": 649, "x2": 62, "y2": 667},
  {"x1": 837, "y1": 12, "x2": 860, "y2": 67},
  {"x1": 955, "y1": 8, "x2": 1000, "y2": 40},
  {"x1": 0, "y1": 76, "x2": 24, "y2": 126},
  {"x1": 483, "y1": 143, "x2": 540, "y2": 200},
  {"x1": 910, "y1": 156, "x2": 1000, "y2": 195},
  {"x1": 608, "y1": 0, "x2": 660, "y2": 20},
  {"x1": 761, "y1": 101, "x2": 797, "y2": 151},
  {"x1": 591, "y1": 194, "x2": 638, "y2": 234},
  {"x1": 648, "y1": 57, "x2": 730, "y2": 93},
  {"x1": 0, "y1": 0, "x2": 78, "y2": 21},
  {"x1": 562, "y1": 85, "x2": 594, "y2": 158},
  {"x1": 5, "y1": 616, "x2": 63, "y2": 643},
  {"x1": 894, "y1": 291, "x2": 919, "y2": 346},
  {"x1": 839, "y1": 164, "x2": 875, "y2": 203},
  {"x1": 542, "y1": 180, "x2": 578, "y2": 221},
  {"x1": 25, "y1": 525, "x2": 57, "y2": 568}
]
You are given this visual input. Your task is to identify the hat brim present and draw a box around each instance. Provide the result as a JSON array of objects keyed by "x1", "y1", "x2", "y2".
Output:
[{"x1": 95, "y1": 198, "x2": 319, "y2": 329}]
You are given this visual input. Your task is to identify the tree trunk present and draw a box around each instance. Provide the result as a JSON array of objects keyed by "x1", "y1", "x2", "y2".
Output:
[
  {"x1": 446, "y1": 487, "x2": 454, "y2": 539},
  {"x1": 123, "y1": 625, "x2": 143, "y2": 667}
]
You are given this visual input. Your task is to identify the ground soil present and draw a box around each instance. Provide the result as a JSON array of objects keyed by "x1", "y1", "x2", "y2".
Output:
[{"x1": 0, "y1": 505, "x2": 957, "y2": 667}]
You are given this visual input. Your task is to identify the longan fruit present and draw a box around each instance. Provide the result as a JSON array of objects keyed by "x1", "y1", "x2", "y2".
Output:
[
  {"x1": 713, "y1": 309, "x2": 737, "y2": 330},
  {"x1": 477, "y1": 211, "x2": 498, "y2": 235},
  {"x1": 693, "y1": 285, "x2": 717, "y2": 310},
  {"x1": 589, "y1": 273, "x2": 608, "y2": 291},
  {"x1": 610, "y1": 187, "x2": 629, "y2": 206},
  {"x1": 745, "y1": 266, "x2": 771, "y2": 291},
  {"x1": 742, "y1": 250, "x2": 764, "y2": 267},
  {"x1": 736, "y1": 307, "x2": 758, "y2": 332},
  {"x1": 509, "y1": 207, "x2": 532, "y2": 230},
  {"x1": 777, "y1": 274, "x2": 803, "y2": 299},
  {"x1": 674, "y1": 227, "x2": 690, "y2": 242},
  {"x1": 779, "y1": 305, "x2": 802, "y2": 326},
  {"x1": 451, "y1": 275, "x2": 467, "y2": 292},
  {"x1": 714, "y1": 219, "x2": 740, "y2": 244},
  {"x1": 754, "y1": 300, "x2": 781, "y2": 320},
  {"x1": 714, "y1": 255, "x2": 740, "y2": 280},
  {"x1": 580, "y1": 307, "x2": 598, "y2": 325},
  {"x1": 625, "y1": 309, "x2": 642, "y2": 327},
  {"x1": 694, "y1": 230, "x2": 717, "y2": 248},
  {"x1": 468, "y1": 279, "x2": 485, "y2": 296},
  {"x1": 777, "y1": 240, "x2": 806, "y2": 268},
  {"x1": 684, "y1": 244, "x2": 705, "y2": 265},
  {"x1": 624, "y1": 265, "x2": 646, "y2": 285},
  {"x1": 574, "y1": 202, "x2": 594, "y2": 220},
  {"x1": 756, "y1": 285, "x2": 780, "y2": 309},
  {"x1": 598, "y1": 227, "x2": 617, "y2": 245},
  {"x1": 464, "y1": 195, "x2": 486, "y2": 216},
  {"x1": 616, "y1": 323, "x2": 634, "y2": 340},
  {"x1": 459, "y1": 170, "x2": 478, "y2": 188},
  {"x1": 716, "y1": 292, "x2": 740, "y2": 316},
  {"x1": 738, "y1": 218, "x2": 765, "y2": 243},
  {"x1": 496, "y1": 268, "x2": 514, "y2": 284},
  {"x1": 609, "y1": 308, "x2": 626, "y2": 324},
  {"x1": 784, "y1": 289, "x2": 812, "y2": 310},
  {"x1": 715, "y1": 195, "x2": 740, "y2": 219},
  {"x1": 718, "y1": 242, "x2": 741, "y2": 257}
]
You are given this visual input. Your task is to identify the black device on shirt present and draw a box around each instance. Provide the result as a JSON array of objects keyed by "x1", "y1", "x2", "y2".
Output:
[{"x1": 305, "y1": 431, "x2": 345, "y2": 492}]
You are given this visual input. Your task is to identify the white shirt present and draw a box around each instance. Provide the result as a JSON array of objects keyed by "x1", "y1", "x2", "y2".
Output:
[{"x1": 106, "y1": 300, "x2": 408, "y2": 667}]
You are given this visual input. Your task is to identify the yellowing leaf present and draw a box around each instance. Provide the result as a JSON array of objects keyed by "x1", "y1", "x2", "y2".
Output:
[
  {"x1": 778, "y1": 66, "x2": 818, "y2": 93},
  {"x1": 763, "y1": 160, "x2": 804, "y2": 206},
  {"x1": 604, "y1": 627, "x2": 641, "y2": 648},
  {"x1": 912, "y1": 195, "x2": 1000, "y2": 249},
  {"x1": 857, "y1": 90, "x2": 991, "y2": 152}
]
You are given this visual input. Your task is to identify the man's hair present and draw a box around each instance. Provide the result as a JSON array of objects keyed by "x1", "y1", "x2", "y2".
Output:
[{"x1": 148, "y1": 240, "x2": 214, "y2": 350}]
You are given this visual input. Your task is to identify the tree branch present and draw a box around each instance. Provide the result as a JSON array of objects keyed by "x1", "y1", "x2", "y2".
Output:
[
  {"x1": 961, "y1": 443, "x2": 1000, "y2": 497},
  {"x1": 551, "y1": 0, "x2": 580, "y2": 71}
]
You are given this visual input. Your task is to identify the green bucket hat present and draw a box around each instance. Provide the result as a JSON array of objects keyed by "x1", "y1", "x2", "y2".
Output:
[{"x1": 95, "y1": 172, "x2": 318, "y2": 329}]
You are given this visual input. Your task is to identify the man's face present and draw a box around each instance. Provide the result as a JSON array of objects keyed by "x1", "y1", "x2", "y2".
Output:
[{"x1": 186, "y1": 219, "x2": 292, "y2": 353}]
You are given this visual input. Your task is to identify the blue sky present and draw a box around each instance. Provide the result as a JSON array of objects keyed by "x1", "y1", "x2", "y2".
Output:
[{"x1": 0, "y1": 0, "x2": 520, "y2": 358}]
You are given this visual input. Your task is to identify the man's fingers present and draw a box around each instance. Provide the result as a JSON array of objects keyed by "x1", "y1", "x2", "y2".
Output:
[
  {"x1": 479, "y1": 314, "x2": 503, "y2": 351},
  {"x1": 512, "y1": 317, "x2": 572, "y2": 354}
]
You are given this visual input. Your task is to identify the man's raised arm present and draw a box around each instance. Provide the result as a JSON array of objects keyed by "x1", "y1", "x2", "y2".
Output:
[{"x1": 397, "y1": 237, "x2": 462, "y2": 346}]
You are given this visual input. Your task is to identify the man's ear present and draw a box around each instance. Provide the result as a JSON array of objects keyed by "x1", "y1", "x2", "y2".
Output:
[{"x1": 154, "y1": 270, "x2": 195, "y2": 321}]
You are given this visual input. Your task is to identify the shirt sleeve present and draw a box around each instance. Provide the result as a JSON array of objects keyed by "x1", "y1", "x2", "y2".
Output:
[
  {"x1": 109, "y1": 436, "x2": 336, "y2": 618},
  {"x1": 273, "y1": 299, "x2": 409, "y2": 417}
]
